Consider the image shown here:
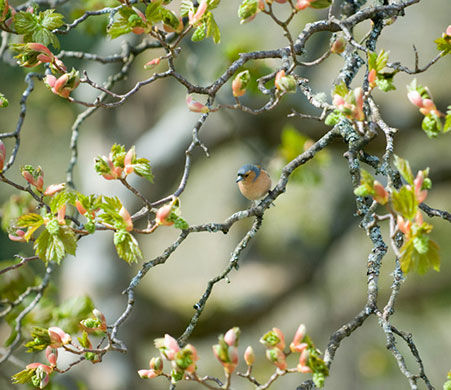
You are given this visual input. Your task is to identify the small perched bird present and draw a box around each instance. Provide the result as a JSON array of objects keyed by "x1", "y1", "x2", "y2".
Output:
[{"x1": 236, "y1": 164, "x2": 272, "y2": 200}]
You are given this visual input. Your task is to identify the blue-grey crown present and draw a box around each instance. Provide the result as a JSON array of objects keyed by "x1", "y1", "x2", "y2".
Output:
[{"x1": 237, "y1": 164, "x2": 261, "y2": 181}]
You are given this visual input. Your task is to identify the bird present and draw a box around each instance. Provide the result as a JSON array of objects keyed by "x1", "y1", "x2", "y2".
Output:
[{"x1": 236, "y1": 164, "x2": 272, "y2": 200}]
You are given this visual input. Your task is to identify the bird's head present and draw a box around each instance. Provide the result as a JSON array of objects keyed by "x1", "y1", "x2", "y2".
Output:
[{"x1": 236, "y1": 164, "x2": 261, "y2": 183}]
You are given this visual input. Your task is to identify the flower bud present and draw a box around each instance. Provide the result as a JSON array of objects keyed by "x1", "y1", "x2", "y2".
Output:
[
  {"x1": 275, "y1": 70, "x2": 297, "y2": 93},
  {"x1": 144, "y1": 57, "x2": 161, "y2": 70},
  {"x1": 0, "y1": 140, "x2": 5, "y2": 171},
  {"x1": 124, "y1": 147, "x2": 135, "y2": 174},
  {"x1": 446, "y1": 25, "x2": 451, "y2": 36},
  {"x1": 407, "y1": 90, "x2": 424, "y2": 108},
  {"x1": 48, "y1": 327, "x2": 71, "y2": 348},
  {"x1": 224, "y1": 327, "x2": 240, "y2": 347},
  {"x1": 138, "y1": 369, "x2": 159, "y2": 379},
  {"x1": 45, "y1": 346, "x2": 58, "y2": 367},
  {"x1": 265, "y1": 348, "x2": 287, "y2": 370},
  {"x1": 373, "y1": 181, "x2": 389, "y2": 205},
  {"x1": 57, "y1": 204, "x2": 66, "y2": 225},
  {"x1": 189, "y1": 0, "x2": 208, "y2": 25},
  {"x1": 186, "y1": 95, "x2": 209, "y2": 113},
  {"x1": 244, "y1": 346, "x2": 255, "y2": 366},
  {"x1": 290, "y1": 324, "x2": 308, "y2": 353},
  {"x1": 119, "y1": 206, "x2": 133, "y2": 232},
  {"x1": 397, "y1": 215, "x2": 411, "y2": 236},
  {"x1": 44, "y1": 183, "x2": 65, "y2": 196},
  {"x1": 156, "y1": 204, "x2": 174, "y2": 226},
  {"x1": 8, "y1": 229, "x2": 26, "y2": 242},
  {"x1": 331, "y1": 37, "x2": 346, "y2": 54},
  {"x1": 368, "y1": 68, "x2": 377, "y2": 88},
  {"x1": 295, "y1": 0, "x2": 311, "y2": 10},
  {"x1": 232, "y1": 70, "x2": 251, "y2": 97},
  {"x1": 149, "y1": 357, "x2": 163, "y2": 374},
  {"x1": 297, "y1": 349, "x2": 312, "y2": 373}
]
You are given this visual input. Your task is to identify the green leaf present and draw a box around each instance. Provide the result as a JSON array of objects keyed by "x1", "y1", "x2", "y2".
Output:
[
  {"x1": 0, "y1": 92, "x2": 8, "y2": 108},
  {"x1": 24, "y1": 327, "x2": 51, "y2": 352},
  {"x1": 391, "y1": 186, "x2": 417, "y2": 220},
  {"x1": 206, "y1": 12, "x2": 220, "y2": 44},
  {"x1": 434, "y1": 34, "x2": 451, "y2": 56},
  {"x1": 58, "y1": 225, "x2": 77, "y2": 256},
  {"x1": 238, "y1": 0, "x2": 257, "y2": 22},
  {"x1": 309, "y1": 0, "x2": 332, "y2": 9},
  {"x1": 133, "y1": 159, "x2": 154, "y2": 182},
  {"x1": 34, "y1": 228, "x2": 65, "y2": 264},
  {"x1": 17, "y1": 213, "x2": 44, "y2": 241},
  {"x1": 78, "y1": 330, "x2": 91, "y2": 348},
  {"x1": 393, "y1": 155, "x2": 414, "y2": 184},
  {"x1": 13, "y1": 12, "x2": 38, "y2": 35},
  {"x1": 12, "y1": 368, "x2": 35, "y2": 385},
  {"x1": 40, "y1": 9, "x2": 65, "y2": 30},
  {"x1": 444, "y1": 106, "x2": 451, "y2": 133},
  {"x1": 333, "y1": 81, "x2": 348, "y2": 97},
  {"x1": 49, "y1": 190, "x2": 75, "y2": 214},
  {"x1": 113, "y1": 230, "x2": 142, "y2": 263},
  {"x1": 146, "y1": 0, "x2": 163, "y2": 22},
  {"x1": 422, "y1": 114, "x2": 441, "y2": 138},
  {"x1": 160, "y1": 8, "x2": 179, "y2": 29},
  {"x1": 400, "y1": 238, "x2": 440, "y2": 274},
  {"x1": 375, "y1": 74, "x2": 396, "y2": 92},
  {"x1": 180, "y1": 0, "x2": 194, "y2": 17},
  {"x1": 375, "y1": 50, "x2": 389, "y2": 72},
  {"x1": 353, "y1": 169, "x2": 375, "y2": 197},
  {"x1": 192, "y1": 21, "x2": 207, "y2": 42},
  {"x1": 324, "y1": 111, "x2": 341, "y2": 126}
]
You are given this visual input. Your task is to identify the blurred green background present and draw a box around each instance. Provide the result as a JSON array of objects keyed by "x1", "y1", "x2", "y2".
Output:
[{"x1": 1, "y1": 1, "x2": 451, "y2": 389}]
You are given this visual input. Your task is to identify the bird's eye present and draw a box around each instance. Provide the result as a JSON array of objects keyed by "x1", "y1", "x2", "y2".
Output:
[{"x1": 244, "y1": 173, "x2": 249, "y2": 178}]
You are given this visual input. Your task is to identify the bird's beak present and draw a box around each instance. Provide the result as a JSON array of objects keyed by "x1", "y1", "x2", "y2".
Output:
[{"x1": 236, "y1": 175, "x2": 243, "y2": 183}]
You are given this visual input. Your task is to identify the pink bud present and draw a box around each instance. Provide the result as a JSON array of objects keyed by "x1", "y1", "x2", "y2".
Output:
[
  {"x1": 244, "y1": 346, "x2": 255, "y2": 366},
  {"x1": 189, "y1": 0, "x2": 208, "y2": 25},
  {"x1": 266, "y1": 348, "x2": 287, "y2": 370},
  {"x1": 119, "y1": 206, "x2": 133, "y2": 231},
  {"x1": 8, "y1": 229, "x2": 26, "y2": 242},
  {"x1": 414, "y1": 171, "x2": 427, "y2": 203},
  {"x1": 75, "y1": 200, "x2": 87, "y2": 216},
  {"x1": 397, "y1": 215, "x2": 411, "y2": 236},
  {"x1": 258, "y1": 0, "x2": 265, "y2": 10},
  {"x1": 124, "y1": 147, "x2": 135, "y2": 174},
  {"x1": 275, "y1": 70, "x2": 285, "y2": 89},
  {"x1": 184, "y1": 344, "x2": 198, "y2": 373},
  {"x1": 138, "y1": 369, "x2": 158, "y2": 379},
  {"x1": 368, "y1": 68, "x2": 377, "y2": 88},
  {"x1": 333, "y1": 94, "x2": 345, "y2": 107},
  {"x1": 373, "y1": 181, "x2": 389, "y2": 205},
  {"x1": 290, "y1": 324, "x2": 307, "y2": 352},
  {"x1": 44, "y1": 183, "x2": 65, "y2": 196},
  {"x1": 224, "y1": 327, "x2": 240, "y2": 347},
  {"x1": 57, "y1": 204, "x2": 66, "y2": 225},
  {"x1": 232, "y1": 77, "x2": 245, "y2": 97},
  {"x1": 163, "y1": 334, "x2": 180, "y2": 360},
  {"x1": 144, "y1": 57, "x2": 161, "y2": 70},
  {"x1": 331, "y1": 37, "x2": 346, "y2": 54},
  {"x1": 297, "y1": 349, "x2": 312, "y2": 373},
  {"x1": 36, "y1": 53, "x2": 53, "y2": 63},
  {"x1": 446, "y1": 25, "x2": 451, "y2": 36},
  {"x1": 45, "y1": 75, "x2": 57, "y2": 88},
  {"x1": 156, "y1": 204, "x2": 174, "y2": 226},
  {"x1": 45, "y1": 346, "x2": 58, "y2": 367},
  {"x1": 272, "y1": 328, "x2": 285, "y2": 350},
  {"x1": 0, "y1": 140, "x2": 5, "y2": 171},
  {"x1": 407, "y1": 90, "x2": 424, "y2": 108},
  {"x1": 186, "y1": 95, "x2": 209, "y2": 113},
  {"x1": 53, "y1": 74, "x2": 69, "y2": 94},
  {"x1": 295, "y1": 0, "x2": 311, "y2": 10},
  {"x1": 48, "y1": 327, "x2": 71, "y2": 348},
  {"x1": 22, "y1": 170, "x2": 36, "y2": 187},
  {"x1": 354, "y1": 87, "x2": 365, "y2": 121},
  {"x1": 415, "y1": 211, "x2": 424, "y2": 226}
]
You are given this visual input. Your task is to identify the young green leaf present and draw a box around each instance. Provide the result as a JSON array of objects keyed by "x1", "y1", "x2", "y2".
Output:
[
  {"x1": 34, "y1": 228, "x2": 65, "y2": 264},
  {"x1": 400, "y1": 237, "x2": 439, "y2": 274},
  {"x1": 206, "y1": 12, "x2": 220, "y2": 43},
  {"x1": 393, "y1": 155, "x2": 414, "y2": 184},
  {"x1": 391, "y1": 186, "x2": 417, "y2": 220},
  {"x1": 444, "y1": 106, "x2": 451, "y2": 133},
  {"x1": 192, "y1": 21, "x2": 207, "y2": 42},
  {"x1": 113, "y1": 230, "x2": 142, "y2": 263},
  {"x1": 181, "y1": 0, "x2": 194, "y2": 17}
]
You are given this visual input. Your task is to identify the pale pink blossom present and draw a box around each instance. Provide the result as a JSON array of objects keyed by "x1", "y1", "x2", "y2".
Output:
[{"x1": 244, "y1": 346, "x2": 255, "y2": 366}]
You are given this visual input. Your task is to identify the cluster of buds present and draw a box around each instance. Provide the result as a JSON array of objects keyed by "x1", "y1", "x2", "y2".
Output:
[
  {"x1": 149, "y1": 334, "x2": 198, "y2": 382},
  {"x1": 332, "y1": 87, "x2": 365, "y2": 122},
  {"x1": 0, "y1": 139, "x2": 5, "y2": 172},
  {"x1": 21, "y1": 165, "x2": 44, "y2": 192},
  {"x1": 80, "y1": 309, "x2": 108, "y2": 333},
  {"x1": 20, "y1": 164, "x2": 65, "y2": 196},
  {"x1": 44, "y1": 68, "x2": 80, "y2": 99},
  {"x1": 11, "y1": 43, "x2": 66, "y2": 72},
  {"x1": 95, "y1": 146, "x2": 135, "y2": 180},
  {"x1": 260, "y1": 327, "x2": 287, "y2": 370},
  {"x1": 186, "y1": 94, "x2": 209, "y2": 113},
  {"x1": 0, "y1": 0, "x2": 14, "y2": 26},
  {"x1": 407, "y1": 81, "x2": 442, "y2": 118},
  {"x1": 232, "y1": 70, "x2": 251, "y2": 97},
  {"x1": 16, "y1": 346, "x2": 57, "y2": 389},
  {"x1": 212, "y1": 327, "x2": 240, "y2": 374},
  {"x1": 275, "y1": 70, "x2": 297, "y2": 94}
]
